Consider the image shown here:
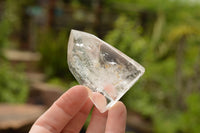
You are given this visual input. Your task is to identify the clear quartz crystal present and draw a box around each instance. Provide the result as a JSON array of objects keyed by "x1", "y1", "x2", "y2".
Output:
[{"x1": 67, "y1": 30, "x2": 145, "y2": 113}]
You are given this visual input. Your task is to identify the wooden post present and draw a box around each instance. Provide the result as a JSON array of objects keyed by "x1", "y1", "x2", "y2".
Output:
[
  {"x1": 93, "y1": 0, "x2": 103, "y2": 38},
  {"x1": 176, "y1": 36, "x2": 186, "y2": 109},
  {"x1": 47, "y1": 0, "x2": 56, "y2": 29}
]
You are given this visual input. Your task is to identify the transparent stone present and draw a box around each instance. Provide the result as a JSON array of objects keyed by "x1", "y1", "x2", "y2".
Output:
[{"x1": 67, "y1": 30, "x2": 145, "y2": 113}]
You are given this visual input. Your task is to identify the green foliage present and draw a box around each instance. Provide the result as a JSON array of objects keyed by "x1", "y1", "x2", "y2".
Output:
[
  {"x1": 0, "y1": 0, "x2": 31, "y2": 103},
  {"x1": 0, "y1": 19, "x2": 11, "y2": 55},
  {"x1": 179, "y1": 93, "x2": 200, "y2": 133},
  {"x1": 167, "y1": 25, "x2": 200, "y2": 42},
  {"x1": 38, "y1": 30, "x2": 74, "y2": 80},
  {"x1": 0, "y1": 0, "x2": 34, "y2": 53},
  {"x1": 153, "y1": 112, "x2": 181, "y2": 133},
  {"x1": 0, "y1": 62, "x2": 28, "y2": 103},
  {"x1": 47, "y1": 77, "x2": 78, "y2": 90},
  {"x1": 2, "y1": 0, "x2": 34, "y2": 31},
  {"x1": 105, "y1": 10, "x2": 200, "y2": 132},
  {"x1": 105, "y1": 15, "x2": 146, "y2": 61},
  {"x1": 154, "y1": 93, "x2": 200, "y2": 133}
]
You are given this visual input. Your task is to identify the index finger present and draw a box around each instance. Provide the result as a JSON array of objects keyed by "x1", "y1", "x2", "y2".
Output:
[
  {"x1": 29, "y1": 85, "x2": 89, "y2": 133},
  {"x1": 105, "y1": 101, "x2": 127, "y2": 133}
]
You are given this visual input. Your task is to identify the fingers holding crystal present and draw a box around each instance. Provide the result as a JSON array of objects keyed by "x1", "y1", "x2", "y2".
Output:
[
  {"x1": 68, "y1": 30, "x2": 145, "y2": 113},
  {"x1": 29, "y1": 86, "x2": 89, "y2": 133},
  {"x1": 104, "y1": 84, "x2": 117, "y2": 100},
  {"x1": 90, "y1": 92, "x2": 107, "y2": 113},
  {"x1": 86, "y1": 107, "x2": 108, "y2": 133},
  {"x1": 105, "y1": 102, "x2": 127, "y2": 133},
  {"x1": 61, "y1": 98, "x2": 93, "y2": 133}
]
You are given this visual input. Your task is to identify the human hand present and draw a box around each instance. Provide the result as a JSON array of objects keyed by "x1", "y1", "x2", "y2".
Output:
[{"x1": 29, "y1": 85, "x2": 127, "y2": 133}]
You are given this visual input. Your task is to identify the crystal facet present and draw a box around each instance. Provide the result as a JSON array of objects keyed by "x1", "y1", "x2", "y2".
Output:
[{"x1": 67, "y1": 30, "x2": 145, "y2": 113}]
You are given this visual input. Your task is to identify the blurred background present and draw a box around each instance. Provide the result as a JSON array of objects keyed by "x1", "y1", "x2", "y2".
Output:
[{"x1": 0, "y1": 0, "x2": 200, "y2": 133}]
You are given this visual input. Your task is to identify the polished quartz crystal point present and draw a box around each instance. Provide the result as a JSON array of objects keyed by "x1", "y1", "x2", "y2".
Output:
[{"x1": 67, "y1": 29, "x2": 145, "y2": 113}]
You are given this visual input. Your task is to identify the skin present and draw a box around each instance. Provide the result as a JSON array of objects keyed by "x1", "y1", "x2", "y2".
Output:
[{"x1": 29, "y1": 85, "x2": 127, "y2": 133}]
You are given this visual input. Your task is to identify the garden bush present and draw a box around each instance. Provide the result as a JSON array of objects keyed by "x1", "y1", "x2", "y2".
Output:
[
  {"x1": 105, "y1": 14, "x2": 200, "y2": 133},
  {"x1": 0, "y1": 62, "x2": 29, "y2": 103},
  {"x1": 37, "y1": 30, "x2": 74, "y2": 81}
]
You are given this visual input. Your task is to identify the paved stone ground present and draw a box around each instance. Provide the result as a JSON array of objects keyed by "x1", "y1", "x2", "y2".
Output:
[
  {"x1": 0, "y1": 104, "x2": 45, "y2": 132},
  {"x1": 28, "y1": 82, "x2": 64, "y2": 107}
]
